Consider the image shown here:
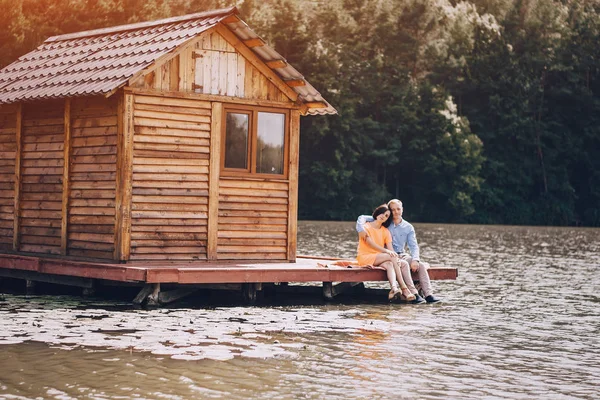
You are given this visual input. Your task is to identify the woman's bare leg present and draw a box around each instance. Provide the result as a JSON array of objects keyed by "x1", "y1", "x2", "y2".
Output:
[
  {"x1": 373, "y1": 254, "x2": 397, "y2": 288},
  {"x1": 391, "y1": 257, "x2": 415, "y2": 301},
  {"x1": 373, "y1": 254, "x2": 403, "y2": 300},
  {"x1": 390, "y1": 256, "x2": 407, "y2": 289}
]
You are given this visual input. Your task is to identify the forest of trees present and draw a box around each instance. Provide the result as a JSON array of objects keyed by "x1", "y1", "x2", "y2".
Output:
[{"x1": 2, "y1": 0, "x2": 599, "y2": 226}]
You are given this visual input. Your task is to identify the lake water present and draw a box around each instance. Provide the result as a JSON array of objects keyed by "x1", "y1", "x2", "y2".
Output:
[{"x1": 1, "y1": 222, "x2": 599, "y2": 399}]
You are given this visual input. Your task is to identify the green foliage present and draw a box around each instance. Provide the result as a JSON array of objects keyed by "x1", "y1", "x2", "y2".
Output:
[{"x1": 2, "y1": 0, "x2": 600, "y2": 225}]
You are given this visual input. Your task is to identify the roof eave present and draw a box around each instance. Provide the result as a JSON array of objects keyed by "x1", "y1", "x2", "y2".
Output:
[{"x1": 46, "y1": 6, "x2": 238, "y2": 43}]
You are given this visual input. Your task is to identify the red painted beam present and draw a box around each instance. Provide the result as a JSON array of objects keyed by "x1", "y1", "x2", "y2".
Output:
[
  {"x1": 1, "y1": 253, "x2": 457, "y2": 285},
  {"x1": 147, "y1": 266, "x2": 457, "y2": 284}
]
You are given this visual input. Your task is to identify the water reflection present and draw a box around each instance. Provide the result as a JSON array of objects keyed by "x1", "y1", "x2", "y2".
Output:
[{"x1": 1, "y1": 222, "x2": 599, "y2": 399}]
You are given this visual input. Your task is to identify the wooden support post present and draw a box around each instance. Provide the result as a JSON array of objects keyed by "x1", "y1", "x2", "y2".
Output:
[
  {"x1": 13, "y1": 104, "x2": 22, "y2": 251},
  {"x1": 287, "y1": 110, "x2": 300, "y2": 261},
  {"x1": 115, "y1": 92, "x2": 134, "y2": 261},
  {"x1": 61, "y1": 99, "x2": 71, "y2": 255},
  {"x1": 242, "y1": 283, "x2": 258, "y2": 304},
  {"x1": 82, "y1": 282, "x2": 96, "y2": 297},
  {"x1": 322, "y1": 282, "x2": 333, "y2": 299},
  {"x1": 25, "y1": 279, "x2": 35, "y2": 295},
  {"x1": 207, "y1": 102, "x2": 222, "y2": 260},
  {"x1": 147, "y1": 283, "x2": 161, "y2": 307},
  {"x1": 323, "y1": 281, "x2": 364, "y2": 299},
  {"x1": 158, "y1": 287, "x2": 199, "y2": 305},
  {"x1": 133, "y1": 284, "x2": 154, "y2": 305}
]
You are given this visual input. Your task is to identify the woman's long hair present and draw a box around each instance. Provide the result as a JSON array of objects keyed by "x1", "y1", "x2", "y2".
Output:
[{"x1": 372, "y1": 204, "x2": 392, "y2": 228}]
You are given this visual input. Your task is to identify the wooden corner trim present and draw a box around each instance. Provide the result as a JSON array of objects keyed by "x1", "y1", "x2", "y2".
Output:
[
  {"x1": 60, "y1": 99, "x2": 71, "y2": 255},
  {"x1": 115, "y1": 93, "x2": 134, "y2": 261},
  {"x1": 286, "y1": 109, "x2": 300, "y2": 261},
  {"x1": 207, "y1": 102, "x2": 223, "y2": 260},
  {"x1": 13, "y1": 103, "x2": 23, "y2": 251}
]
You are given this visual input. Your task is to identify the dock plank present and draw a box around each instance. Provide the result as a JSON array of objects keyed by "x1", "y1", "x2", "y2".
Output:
[{"x1": 0, "y1": 253, "x2": 457, "y2": 285}]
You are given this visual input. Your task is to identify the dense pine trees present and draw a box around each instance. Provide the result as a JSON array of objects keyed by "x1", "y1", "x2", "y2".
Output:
[{"x1": 2, "y1": 0, "x2": 599, "y2": 225}]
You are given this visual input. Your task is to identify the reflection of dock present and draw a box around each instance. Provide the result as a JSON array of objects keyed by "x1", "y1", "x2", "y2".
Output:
[{"x1": 0, "y1": 253, "x2": 457, "y2": 305}]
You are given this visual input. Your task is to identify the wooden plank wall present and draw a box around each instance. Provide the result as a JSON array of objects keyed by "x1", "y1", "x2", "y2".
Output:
[
  {"x1": 130, "y1": 93, "x2": 210, "y2": 260},
  {"x1": 19, "y1": 100, "x2": 65, "y2": 255},
  {"x1": 194, "y1": 32, "x2": 288, "y2": 102},
  {"x1": 130, "y1": 31, "x2": 289, "y2": 103},
  {"x1": 0, "y1": 104, "x2": 18, "y2": 250},
  {"x1": 217, "y1": 179, "x2": 289, "y2": 260},
  {"x1": 67, "y1": 97, "x2": 118, "y2": 259}
]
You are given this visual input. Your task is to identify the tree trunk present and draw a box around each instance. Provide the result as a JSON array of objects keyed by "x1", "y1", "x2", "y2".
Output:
[{"x1": 535, "y1": 69, "x2": 548, "y2": 194}]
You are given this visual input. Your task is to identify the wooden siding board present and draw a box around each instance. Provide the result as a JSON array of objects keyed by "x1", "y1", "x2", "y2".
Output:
[
  {"x1": 134, "y1": 94, "x2": 211, "y2": 109},
  {"x1": 226, "y1": 52, "x2": 237, "y2": 96},
  {"x1": 237, "y1": 52, "x2": 245, "y2": 97},
  {"x1": 169, "y1": 56, "x2": 179, "y2": 91},
  {"x1": 219, "y1": 50, "x2": 228, "y2": 95},
  {"x1": 210, "y1": 49, "x2": 220, "y2": 94},
  {"x1": 179, "y1": 47, "x2": 189, "y2": 91},
  {"x1": 134, "y1": 103, "x2": 211, "y2": 117},
  {"x1": 194, "y1": 53, "x2": 204, "y2": 93}
]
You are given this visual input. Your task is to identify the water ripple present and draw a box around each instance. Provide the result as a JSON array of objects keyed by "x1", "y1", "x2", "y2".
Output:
[{"x1": 1, "y1": 222, "x2": 599, "y2": 399}]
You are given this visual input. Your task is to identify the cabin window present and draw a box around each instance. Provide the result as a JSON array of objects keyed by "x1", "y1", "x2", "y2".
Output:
[
  {"x1": 222, "y1": 106, "x2": 288, "y2": 177},
  {"x1": 224, "y1": 112, "x2": 250, "y2": 170}
]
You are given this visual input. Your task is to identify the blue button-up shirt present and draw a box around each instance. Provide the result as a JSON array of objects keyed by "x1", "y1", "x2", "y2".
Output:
[{"x1": 356, "y1": 215, "x2": 420, "y2": 260}]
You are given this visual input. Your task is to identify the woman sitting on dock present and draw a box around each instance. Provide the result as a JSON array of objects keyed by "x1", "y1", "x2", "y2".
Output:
[{"x1": 356, "y1": 204, "x2": 416, "y2": 302}]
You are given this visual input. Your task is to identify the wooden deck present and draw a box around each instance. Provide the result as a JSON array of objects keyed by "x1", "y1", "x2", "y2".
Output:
[{"x1": 0, "y1": 253, "x2": 457, "y2": 285}]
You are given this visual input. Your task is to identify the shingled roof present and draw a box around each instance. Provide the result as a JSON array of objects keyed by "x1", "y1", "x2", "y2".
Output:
[{"x1": 0, "y1": 6, "x2": 335, "y2": 115}]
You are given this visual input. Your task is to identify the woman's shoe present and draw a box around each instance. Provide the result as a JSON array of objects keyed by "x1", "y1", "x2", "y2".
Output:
[
  {"x1": 400, "y1": 287, "x2": 416, "y2": 301},
  {"x1": 388, "y1": 286, "x2": 401, "y2": 301}
]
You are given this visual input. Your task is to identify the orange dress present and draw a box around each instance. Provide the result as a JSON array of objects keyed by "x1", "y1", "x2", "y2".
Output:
[{"x1": 356, "y1": 222, "x2": 392, "y2": 266}]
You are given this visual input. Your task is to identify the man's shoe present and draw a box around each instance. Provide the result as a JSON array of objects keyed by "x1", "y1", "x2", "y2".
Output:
[
  {"x1": 425, "y1": 295, "x2": 441, "y2": 303},
  {"x1": 411, "y1": 294, "x2": 426, "y2": 304}
]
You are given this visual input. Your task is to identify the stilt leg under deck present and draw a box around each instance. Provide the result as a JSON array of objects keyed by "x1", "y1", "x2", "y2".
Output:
[
  {"x1": 133, "y1": 284, "x2": 154, "y2": 305},
  {"x1": 242, "y1": 283, "x2": 259, "y2": 304},
  {"x1": 146, "y1": 283, "x2": 161, "y2": 307},
  {"x1": 25, "y1": 279, "x2": 36, "y2": 295},
  {"x1": 323, "y1": 282, "x2": 365, "y2": 299},
  {"x1": 82, "y1": 282, "x2": 96, "y2": 297},
  {"x1": 158, "y1": 287, "x2": 199, "y2": 305}
]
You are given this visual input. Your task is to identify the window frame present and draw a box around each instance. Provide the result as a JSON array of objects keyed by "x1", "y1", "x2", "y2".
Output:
[{"x1": 221, "y1": 105, "x2": 290, "y2": 179}]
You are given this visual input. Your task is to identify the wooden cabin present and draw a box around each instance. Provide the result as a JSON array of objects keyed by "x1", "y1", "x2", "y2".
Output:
[{"x1": 0, "y1": 7, "x2": 335, "y2": 264}]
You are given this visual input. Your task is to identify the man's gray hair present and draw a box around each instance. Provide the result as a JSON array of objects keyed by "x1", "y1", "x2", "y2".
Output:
[{"x1": 387, "y1": 199, "x2": 403, "y2": 207}]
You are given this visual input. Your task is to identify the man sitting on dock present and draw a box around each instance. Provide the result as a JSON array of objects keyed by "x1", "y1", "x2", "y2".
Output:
[{"x1": 356, "y1": 199, "x2": 442, "y2": 304}]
